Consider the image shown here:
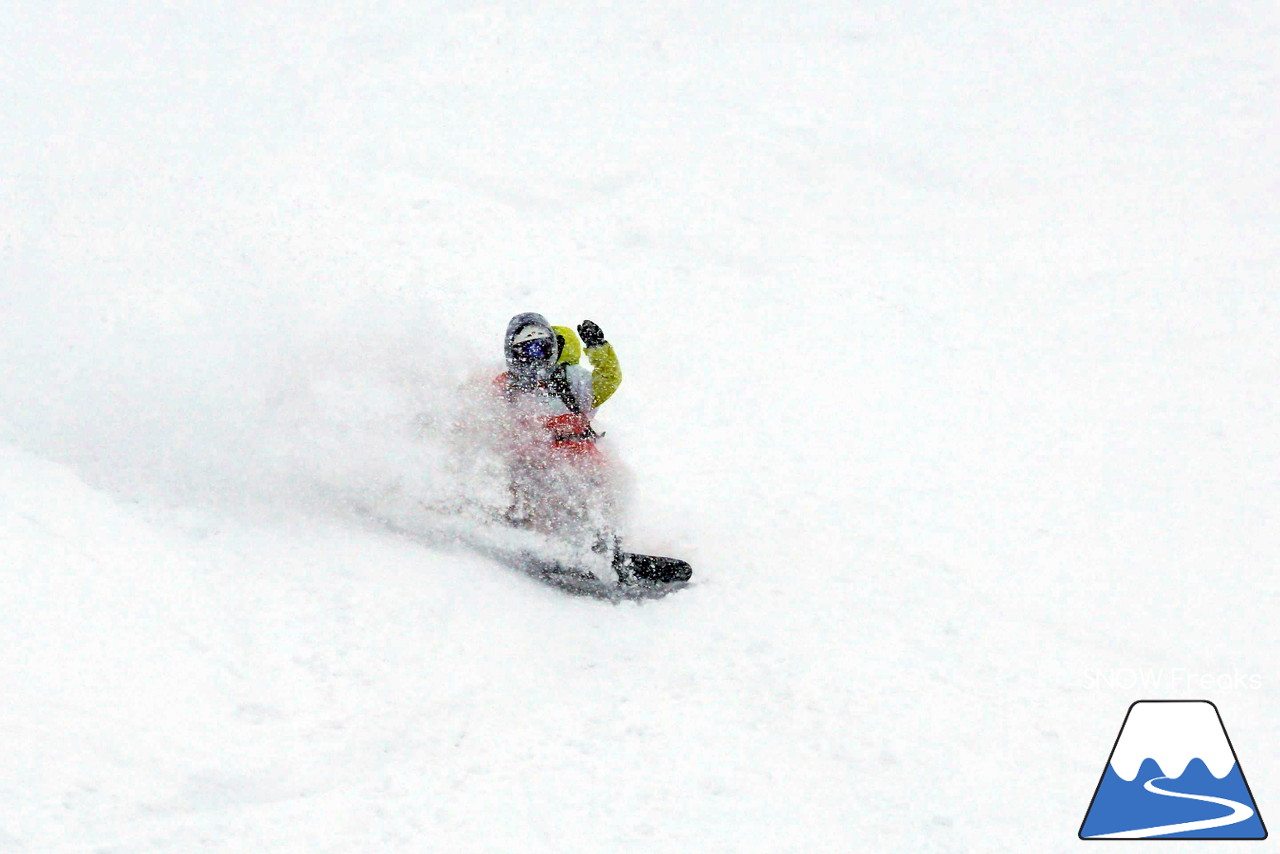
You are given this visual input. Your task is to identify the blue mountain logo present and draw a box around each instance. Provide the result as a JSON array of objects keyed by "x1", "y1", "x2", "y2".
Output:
[{"x1": 1080, "y1": 700, "x2": 1266, "y2": 839}]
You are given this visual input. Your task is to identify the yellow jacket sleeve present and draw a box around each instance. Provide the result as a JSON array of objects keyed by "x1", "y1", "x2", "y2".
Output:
[
  {"x1": 584, "y1": 342, "x2": 621, "y2": 409},
  {"x1": 550, "y1": 325, "x2": 622, "y2": 409}
]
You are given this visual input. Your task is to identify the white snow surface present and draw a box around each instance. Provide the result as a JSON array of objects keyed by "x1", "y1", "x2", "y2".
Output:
[
  {"x1": 2, "y1": 1, "x2": 1279, "y2": 852},
  {"x1": 1109, "y1": 701, "x2": 1237, "y2": 781}
]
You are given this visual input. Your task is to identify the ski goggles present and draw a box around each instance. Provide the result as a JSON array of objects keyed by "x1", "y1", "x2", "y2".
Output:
[{"x1": 513, "y1": 337, "x2": 555, "y2": 361}]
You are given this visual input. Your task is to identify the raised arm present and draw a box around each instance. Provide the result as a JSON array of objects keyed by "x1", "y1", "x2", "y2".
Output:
[{"x1": 576, "y1": 320, "x2": 621, "y2": 409}]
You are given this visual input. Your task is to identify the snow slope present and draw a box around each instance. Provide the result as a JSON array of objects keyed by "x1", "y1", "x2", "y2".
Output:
[{"x1": 2, "y1": 1, "x2": 1278, "y2": 851}]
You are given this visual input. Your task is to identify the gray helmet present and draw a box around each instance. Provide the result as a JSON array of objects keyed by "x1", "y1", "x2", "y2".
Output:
[{"x1": 504, "y1": 312, "x2": 560, "y2": 381}]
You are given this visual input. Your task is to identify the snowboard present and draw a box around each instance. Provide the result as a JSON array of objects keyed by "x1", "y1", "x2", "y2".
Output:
[
  {"x1": 358, "y1": 502, "x2": 692, "y2": 602},
  {"x1": 514, "y1": 550, "x2": 692, "y2": 602}
]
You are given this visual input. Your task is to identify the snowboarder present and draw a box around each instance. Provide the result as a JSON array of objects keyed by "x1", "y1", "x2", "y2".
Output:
[
  {"x1": 495, "y1": 311, "x2": 622, "y2": 450},
  {"x1": 492, "y1": 313, "x2": 620, "y2": 538},
  {"x1": 492, "y1": 312, "x2": 689, "y2": 587}
]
